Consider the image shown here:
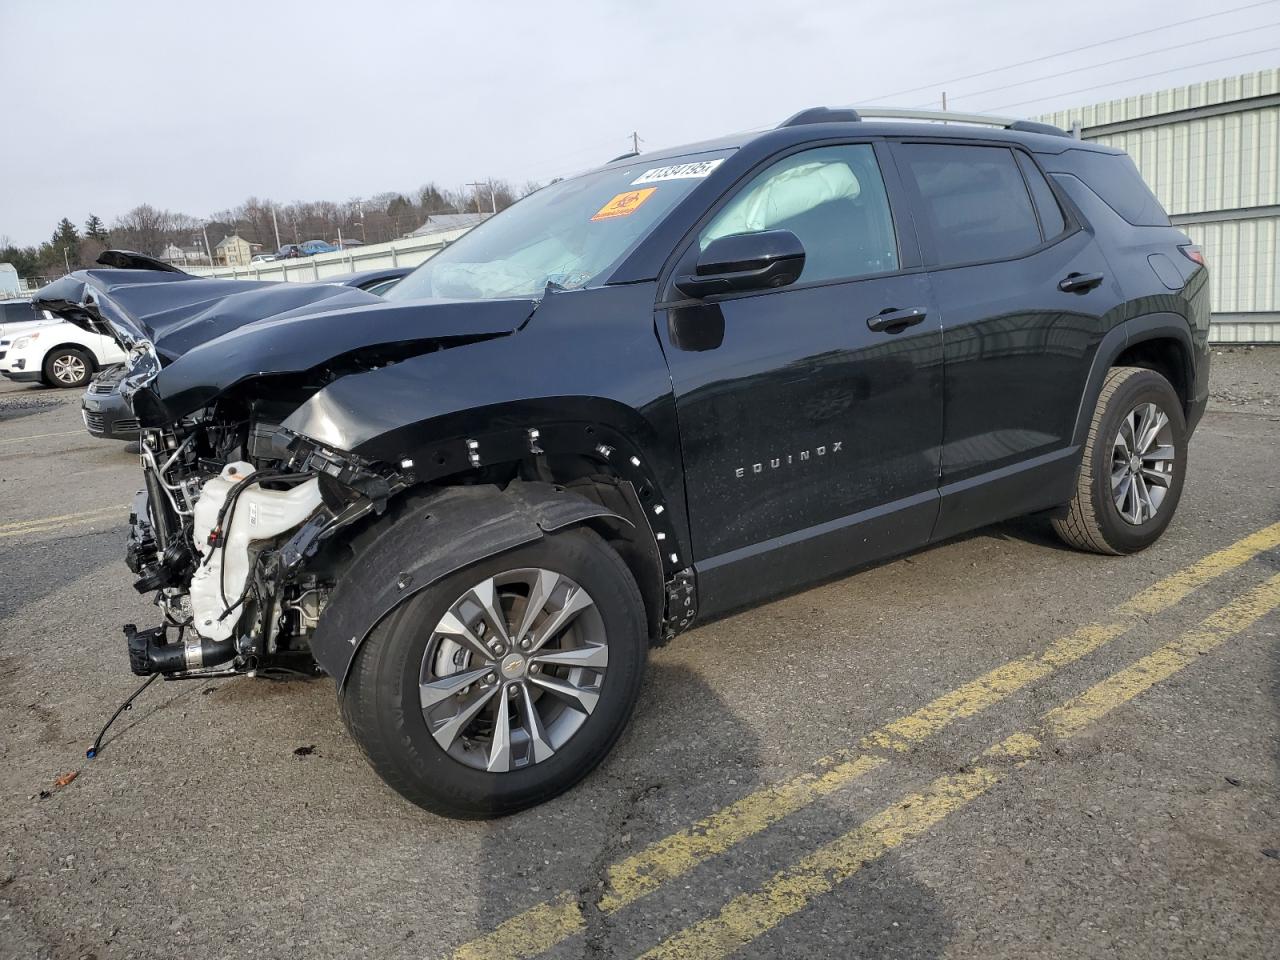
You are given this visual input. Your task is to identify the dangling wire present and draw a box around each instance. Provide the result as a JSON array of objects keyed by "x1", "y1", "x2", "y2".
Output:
[{"x1": 86, "y1": 673, "x2": 160, "y2": 759}]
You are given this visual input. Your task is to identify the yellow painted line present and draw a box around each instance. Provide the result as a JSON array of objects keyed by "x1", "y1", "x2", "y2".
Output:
[
  {"x1": 1044, "y1": 572, "x2": 1280, "y2": 739},
  {"x1": 446, "y1": 522, "x2": 1280, "y2": 960},
  {"x1": 450, "y1": 893, "x2": 586, "y2": 960},
  {"x1": 641, "y1": 766, "x2": 1004, "y2": 960},
  {"x1": 0, "y1": 506, "x2": 123, "y2": 539},
  {"x1": 860, "y1": 620, "x2": 1128, "y2": 752},
  {"x1": 0, "y1": 429, "x2": 86, "y2": 445},
  {"x1": 641, "y1": 573, "x2": 1280, "y2": 960},
  {"x1": 1117, "y1": 520, "x2": 1280, "y2": 616}
]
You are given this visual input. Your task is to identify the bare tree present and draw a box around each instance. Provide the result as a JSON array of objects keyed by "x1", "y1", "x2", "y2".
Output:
[{"x1": 111, "y1": 204, "x2": 171, "y2": 256}]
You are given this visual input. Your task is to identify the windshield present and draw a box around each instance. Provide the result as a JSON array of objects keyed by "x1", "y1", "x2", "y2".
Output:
[{"x1": 387, "y1": 151, "x2": 733, "y2": 301}]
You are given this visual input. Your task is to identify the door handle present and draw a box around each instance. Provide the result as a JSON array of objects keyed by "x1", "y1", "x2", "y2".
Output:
[
  {"x1": 867, "y1": 306, "x2": 928, "y2": 333},
  {"x1": 1058, "y1": 271, "x2": 1105, "y2": 293}
]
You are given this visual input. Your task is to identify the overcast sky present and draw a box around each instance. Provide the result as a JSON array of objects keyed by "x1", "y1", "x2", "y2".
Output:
[{"x1": 2, "y1": 0, "x2": 1276, "y2": 246}]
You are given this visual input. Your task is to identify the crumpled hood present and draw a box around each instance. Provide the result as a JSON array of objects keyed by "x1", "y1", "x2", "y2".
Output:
[
  {"x1": 34, "y1": 269, "x2": 371, "y2": 361},
  {"x1": 36, "y1": 267, "x2": 537, "y2": 426}
]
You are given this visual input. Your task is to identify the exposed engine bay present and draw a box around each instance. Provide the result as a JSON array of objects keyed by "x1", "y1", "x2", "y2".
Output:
[
  {"x1": 30, "y1": 257, "x2": 542, "y2": 679},
  {"x1": 123, "y1": 408, "x2": 400, "y2": 679}
]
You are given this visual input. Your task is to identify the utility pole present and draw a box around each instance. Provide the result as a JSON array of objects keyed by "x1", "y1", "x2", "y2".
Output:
[
  {"x1": 202, "y1": 224, "x2": 214, "y2": 266},
  {"x1": 62, "y1": 246, "x2": 71, "y2": 274},
  {"x1": 941, "y1": 91, "x2": 947, "y2": 111},
  {"x1": 631, "y1": 131, "x2": 642, "y2": 153},
  {"x1": 467, "y1": 181, "x2": 496, "y2": 215},
  {"x1": 271, "y1": 205, "x2": 282, "y2": 251}
]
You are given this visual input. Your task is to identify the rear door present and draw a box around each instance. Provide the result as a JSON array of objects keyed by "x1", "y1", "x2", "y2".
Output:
[
  {"x1": 890, "y1": 140, "x2": 1124, "y2": 539},
  {"x1": 657, "y1": 141, "x2": 944, "y2": 617}
]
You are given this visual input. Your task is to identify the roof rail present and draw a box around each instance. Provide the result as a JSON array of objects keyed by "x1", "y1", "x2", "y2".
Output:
[
  {"x1": 779, "y1": 107, "x2": 863, "y2": 127},
  {"x1": 777, "y1": 106, "x2": 1070, "y2": 138}
]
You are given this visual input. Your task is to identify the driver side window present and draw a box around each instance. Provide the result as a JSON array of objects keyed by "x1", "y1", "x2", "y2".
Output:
[{"x1": 700, "y1": 144, "x2": 899, "y2": 284}]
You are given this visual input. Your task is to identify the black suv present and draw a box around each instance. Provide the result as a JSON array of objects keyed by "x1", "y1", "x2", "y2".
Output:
[{"x1": 38, "y1": 107, "x2": 1208, "y2": 817}]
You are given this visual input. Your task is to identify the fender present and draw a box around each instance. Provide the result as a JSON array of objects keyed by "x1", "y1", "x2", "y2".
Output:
[
  {"x1": 1070, "y1": 311, "x2": 1195, "y2": 448},
  {"x1": 279, "y1": 283, "x2": 694, "y2": 576},
  {"x1": 285, "y1": 391, "x2": 693, "y2": 585},
  {"x1": 310, "y1": 481, "x2": 632, "y2": 690}
]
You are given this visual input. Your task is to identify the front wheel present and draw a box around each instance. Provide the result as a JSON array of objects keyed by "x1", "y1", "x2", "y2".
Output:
[
  {"x1": 340, "y1": 527, "x2": 648, "y2": 818},
  {"x1": 43, "y1": 347, "x2": 94, "y2": 388},
  {"x1": 1053, "y1": 366, "x2": 1187, "y2": 555}
]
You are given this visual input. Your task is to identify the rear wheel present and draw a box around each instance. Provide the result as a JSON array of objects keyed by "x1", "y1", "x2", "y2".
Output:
[
  {"x1": 1052, "y1": 366, "x2": 1187, "y2": 555},
  {"x1": 340, "y1": 527, "x2": 647, "y2": 818},
  {"x1": 42, "y1": 347, "x2": 93, "y2": 388}
]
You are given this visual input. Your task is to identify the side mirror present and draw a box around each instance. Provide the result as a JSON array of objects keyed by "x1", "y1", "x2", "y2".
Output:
[{"x1": 675, "y1": 230, "x2": 805, "y2": 299}]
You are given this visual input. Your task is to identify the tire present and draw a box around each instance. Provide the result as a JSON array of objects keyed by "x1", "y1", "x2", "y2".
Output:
[
  {"x1": 42, "y1": 347, "x2": 94, "y2": 388},
  {"x1": 340, "y1": 526, "x2": 647, "y2": 818},
  {"x1": 1052, "y1": 366, "x2": 1187, "y2": 555}
]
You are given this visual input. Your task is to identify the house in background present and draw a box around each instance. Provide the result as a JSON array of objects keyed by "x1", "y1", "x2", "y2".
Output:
[
  {"x1": 159, "y1": 242, "x2": 210, "y2": 266},
  {"x1": 214, "y1": 234, "x2": 256, "y2": 267}
]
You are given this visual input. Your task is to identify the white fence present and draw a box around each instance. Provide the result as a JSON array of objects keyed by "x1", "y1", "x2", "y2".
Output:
[{"x1": 183, "y1": 226, "x2": 475, "y2": 283}]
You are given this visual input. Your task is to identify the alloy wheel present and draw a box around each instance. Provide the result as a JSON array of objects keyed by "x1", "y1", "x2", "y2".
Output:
[
  {"x1": 1111, "y1": 401, "x2": 1175, "y2": 525},
  {"x1": 52, "y1": 354, "x2": 87, "y2": 385},
  {"x1": 419, "y1": 568, "x2": 608, "y2": 773}
]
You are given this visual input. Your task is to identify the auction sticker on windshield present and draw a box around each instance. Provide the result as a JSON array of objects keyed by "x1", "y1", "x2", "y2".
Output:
[
  {"x1": 631, "y1": 159, "x2": 724, "y2": 184},
  {"x1": 591, "y1": 188, "x2": 657, "y2": 221}
]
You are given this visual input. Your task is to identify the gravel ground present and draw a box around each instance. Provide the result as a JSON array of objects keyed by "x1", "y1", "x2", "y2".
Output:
[
  {"x1": 1, "y1": 348, "x2": 1277, "y2": 960},
  {"x1": 1206, "y1": 346, "x2": 1280, "y2": 417}
]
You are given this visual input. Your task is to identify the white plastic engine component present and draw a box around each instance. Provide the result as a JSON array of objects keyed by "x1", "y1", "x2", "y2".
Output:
[{"x1": 189, "y1": 461, "x2": 322, "y2": 642}]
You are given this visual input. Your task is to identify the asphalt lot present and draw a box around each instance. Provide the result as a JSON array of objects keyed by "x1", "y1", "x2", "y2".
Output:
[{"x1": 1, "y1": 348, "x2": 1277, "y2": 960}]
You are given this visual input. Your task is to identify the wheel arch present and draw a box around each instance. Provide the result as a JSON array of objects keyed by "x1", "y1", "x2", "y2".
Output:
[
  {"x1": 1071, "y1": 312, "x2": 1194, "y2": 448},
  {"x1": 340, "y1": 393, "x2": 693, "y2": 583},
  {"x1": 312, "y1": 480, "x2": 667, "y2": 694},
  {"x1": 42, "y1": 342, "x2": 97, "y2": 368}
]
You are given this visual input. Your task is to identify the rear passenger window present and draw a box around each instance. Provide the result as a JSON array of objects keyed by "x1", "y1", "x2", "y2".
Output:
[
  {"x1": 1016, "y1": 152, "x2": 1066, "y2": 240},
  {"x1": 898, "y1": 143, "x2": 1042, "y2": 265}
]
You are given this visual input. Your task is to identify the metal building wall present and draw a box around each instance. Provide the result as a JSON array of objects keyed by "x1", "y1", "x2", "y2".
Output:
[{"x1": 1041, "y1": 69, "x2": 1280, "y2": 344}]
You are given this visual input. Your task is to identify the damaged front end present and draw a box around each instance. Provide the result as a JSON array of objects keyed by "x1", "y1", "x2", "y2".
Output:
[
  {"x1": 38, "y1": 254, "x2": 536, "y2": 681},
  {"x1": 123, "y1": 419, "x2": 400, "y2": 679}
]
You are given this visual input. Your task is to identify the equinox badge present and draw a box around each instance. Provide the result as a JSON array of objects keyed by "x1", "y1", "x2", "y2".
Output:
[{"x1": 734, "y1": 441, "x2": 843, "y2": 479}]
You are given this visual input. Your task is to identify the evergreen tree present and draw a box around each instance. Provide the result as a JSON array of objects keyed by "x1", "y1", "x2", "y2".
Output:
[
  {"x1": 52, "y1": 217, "x2": 80, "y2": 250},
  {"x1": 0, "y1": 241, "x2": 41, "y2": 278},
  {"x1": 84, "y1": 213, "x2": 110, "y2": 244},
  {"x1": 42, "y1": 219, "x2": 81, "y2": 272}
]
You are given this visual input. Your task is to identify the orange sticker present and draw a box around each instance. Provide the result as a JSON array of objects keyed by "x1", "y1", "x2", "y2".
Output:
[{"x1": 591, "y1": 187, "x2": 657, "y2": 221}]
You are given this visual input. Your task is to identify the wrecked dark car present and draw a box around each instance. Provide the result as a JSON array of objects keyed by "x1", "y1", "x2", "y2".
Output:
[{"x1": 38, "y1": 108, "x2": 1208, "y2": 818}]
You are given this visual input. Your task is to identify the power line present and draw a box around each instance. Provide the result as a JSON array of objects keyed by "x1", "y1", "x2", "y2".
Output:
[
  {"x1": 984, "y1": 46, "x2": 1280, "y2": 112},
  {"x1": 485, "y1": 5, "x2": 1280, "y2": 192},
  {"x1": 863, "y1": 0, "x2": 1279, "y2": 104},
  {"x1": 943, "y1": 20, "x2": 1279, "y2": 106}
]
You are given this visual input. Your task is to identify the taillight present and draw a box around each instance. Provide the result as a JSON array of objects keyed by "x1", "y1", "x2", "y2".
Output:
[{"x1": 1179, "y1": 244, "x2": 1206, "y2": 267}]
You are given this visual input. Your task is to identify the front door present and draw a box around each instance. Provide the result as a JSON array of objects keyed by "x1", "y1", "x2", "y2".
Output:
[{"x1": 657, "y1": 142, "x2": 944, "y2": 617}]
